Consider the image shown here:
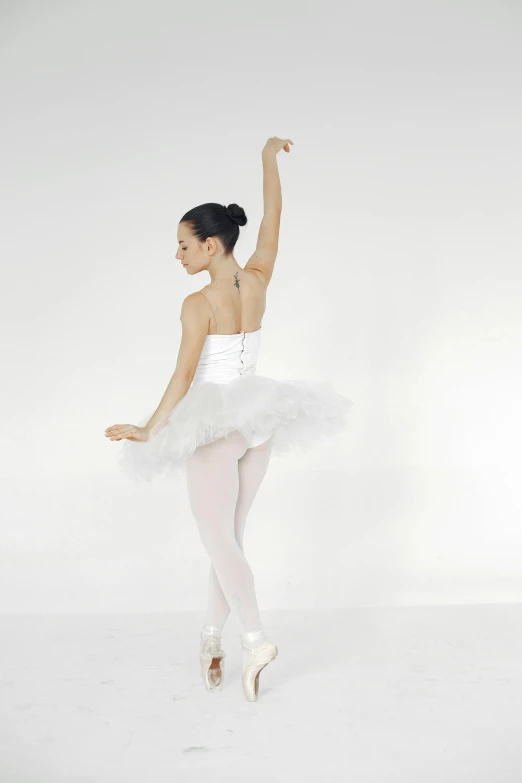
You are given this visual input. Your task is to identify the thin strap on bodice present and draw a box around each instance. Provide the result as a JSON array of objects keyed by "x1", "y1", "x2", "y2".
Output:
[{"x1": 199, "y1": 291, "x2": 218, "y2": 332}]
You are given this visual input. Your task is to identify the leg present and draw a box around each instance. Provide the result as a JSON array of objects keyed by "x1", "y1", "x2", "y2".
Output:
[
  {"x1": 203, "y1": 434, "x2": 275, "y2": 630},
  {"x1": 186, "y1": 431, "x2": 271, "y2": 634},
  {"x1": 235, "y1": 433, "x2": 274, "y2": 550}
]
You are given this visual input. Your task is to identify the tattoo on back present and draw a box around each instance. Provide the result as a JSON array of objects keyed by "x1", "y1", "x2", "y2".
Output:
[{"x1": 234, "y1": 271, "x2": 240, "y2": 292}]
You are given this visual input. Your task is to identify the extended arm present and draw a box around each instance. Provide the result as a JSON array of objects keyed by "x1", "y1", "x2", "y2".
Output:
[
  {"x1": 262, "y1": 145, "x2": 283, "y2": 213},
  {"x1": 245, "y1": 137, "x2": 293, "y2": 286}
]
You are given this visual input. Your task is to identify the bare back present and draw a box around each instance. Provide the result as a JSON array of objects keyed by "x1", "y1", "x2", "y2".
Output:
[{"x1": 197, "y1": 269, "x2": 267, "y2": 336}]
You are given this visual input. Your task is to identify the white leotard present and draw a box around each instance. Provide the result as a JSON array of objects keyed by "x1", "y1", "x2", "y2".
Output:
[{"x1": 192, "y1": 327, "x2": 273, "y2": 448}]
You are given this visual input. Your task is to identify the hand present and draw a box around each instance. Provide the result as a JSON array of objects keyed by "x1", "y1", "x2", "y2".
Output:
[
  {"x1": 263, "y1": 137, "x2": 294, "y2": 155},
  {"x1": 104, "y1": 424, "x2": 149, "y2": 442}
]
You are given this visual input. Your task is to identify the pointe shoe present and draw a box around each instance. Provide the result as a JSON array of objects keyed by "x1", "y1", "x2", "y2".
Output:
[
  {"x1": 200, "y1": 636, "x2": 226, "y2": 692},
  {"x1": 241, "y1": 639, "x2": 278, "y2": 702}
]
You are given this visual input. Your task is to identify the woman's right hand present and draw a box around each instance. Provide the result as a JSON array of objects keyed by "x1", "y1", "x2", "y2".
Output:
[
  {"x1": 104, "y1": 423, "x2": 150, "y2": 442},
  {"x1": 263, "y1": 137, "x2": 294, "y2": 155}
]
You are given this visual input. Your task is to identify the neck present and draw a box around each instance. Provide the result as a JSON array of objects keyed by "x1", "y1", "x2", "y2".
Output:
[{"x1": 208, "y1": 254, "x2": 241, "y2": 283}]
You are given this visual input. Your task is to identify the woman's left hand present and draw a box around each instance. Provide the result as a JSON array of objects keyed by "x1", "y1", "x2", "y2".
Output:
[{"x1": 104, "y1": 424, "x2": 149, "y2": 442}]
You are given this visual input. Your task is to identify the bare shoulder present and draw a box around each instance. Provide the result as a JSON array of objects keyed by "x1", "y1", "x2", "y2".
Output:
[
  {"x1": 244, "y1": 248, "x2": 277, "y2": 287},
  {"x1": 182, "y1": 290, "x2": 208, "y2": 310},
  {"x1": 179, "y1": 291, "x2": 210, "y2": 324},
  {"x1": 241, "y1": 264, "x2": 269, "y2": 289}
]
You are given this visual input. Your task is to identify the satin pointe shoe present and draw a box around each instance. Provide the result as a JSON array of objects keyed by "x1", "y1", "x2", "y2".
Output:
[
  {"x1": 200, "y1": 635, "x2": 226, "y2": 692},
  {"x1": 241, "y1": 639, "x2": 278, "y2": 702}
]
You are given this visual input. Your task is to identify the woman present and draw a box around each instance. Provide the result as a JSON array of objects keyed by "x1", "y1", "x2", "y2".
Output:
[{"x1": 104, "y1": 136, "x2": 353, "y2": 702}]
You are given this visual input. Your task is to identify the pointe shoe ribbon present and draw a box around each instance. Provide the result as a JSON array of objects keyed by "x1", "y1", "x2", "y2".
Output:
[
  {"x1": 200, "y1": 636, "x2": 226, "y2": 692},
  {"x1": 241, "y1": 640, "x2": 278, "y2": 702}
]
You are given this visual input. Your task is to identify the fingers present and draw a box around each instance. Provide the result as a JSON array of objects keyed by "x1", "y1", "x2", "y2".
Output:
[
  {"x1": 104, "y1": 424, "x2": 135, "y2": 440},
  {"x1": 266, "y1": 136, "x2": 294, "y2": 153}
]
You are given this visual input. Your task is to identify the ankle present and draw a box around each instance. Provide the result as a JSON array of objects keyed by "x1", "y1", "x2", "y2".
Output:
[
  {"x1": 240, "y1": 629, "x2": 267, "y2": 651},
  {"x1": 201, "y1": 624, "x2": 223, "y2": 641}
]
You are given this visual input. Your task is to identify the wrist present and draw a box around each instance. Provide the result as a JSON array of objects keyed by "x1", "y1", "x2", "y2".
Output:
[{"x1": 144, "y1": 419, "x2": 168, "y2": 436}]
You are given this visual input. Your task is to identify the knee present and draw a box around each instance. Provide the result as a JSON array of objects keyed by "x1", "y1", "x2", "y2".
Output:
[{"x1": 198, "y1": 526, "x2": 238, "y2": 554}]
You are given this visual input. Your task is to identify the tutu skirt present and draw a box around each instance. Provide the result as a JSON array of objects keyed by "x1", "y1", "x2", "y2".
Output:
[{"x1": 117, "y1": 374, "x2": 354, "y2": 483}]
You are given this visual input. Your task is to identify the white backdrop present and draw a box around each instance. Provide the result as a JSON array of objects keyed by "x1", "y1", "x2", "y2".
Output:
[{"x1": 1, "y1": 1, "x2": 520, "y2": 612}]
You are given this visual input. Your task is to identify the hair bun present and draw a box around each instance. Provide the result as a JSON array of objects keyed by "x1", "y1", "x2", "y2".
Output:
[{"x1": 225, "y1": 203, "x2": 247, "y2": 227}]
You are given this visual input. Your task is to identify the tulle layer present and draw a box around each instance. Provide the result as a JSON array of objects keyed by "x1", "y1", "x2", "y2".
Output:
[{"x1": 117, "y1": 374, "x2": 354, "y2": 483}]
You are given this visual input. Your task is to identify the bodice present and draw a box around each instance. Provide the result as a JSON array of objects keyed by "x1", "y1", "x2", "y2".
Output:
[{"x1": 191, "y1": 327, "x2": 262, "y2": 385}]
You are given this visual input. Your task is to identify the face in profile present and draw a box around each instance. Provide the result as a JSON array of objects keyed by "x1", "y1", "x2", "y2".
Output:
[{"x1": 176, "y1": 222, "x2": 213, "y2": 275}]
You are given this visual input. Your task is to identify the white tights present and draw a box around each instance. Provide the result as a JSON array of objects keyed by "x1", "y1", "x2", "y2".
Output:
[{"x1": 186, "y1": 430, "x2": 274, "y2": 636}]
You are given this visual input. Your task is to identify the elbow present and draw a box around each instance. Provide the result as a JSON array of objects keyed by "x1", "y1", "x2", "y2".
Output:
[{"x1": 177, "y1": 368, "x2": 195, "y2": 389}]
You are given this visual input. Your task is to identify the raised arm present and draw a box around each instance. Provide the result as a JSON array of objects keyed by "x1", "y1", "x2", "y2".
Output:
[{"x1": 245, "y1": 137, "x2": 294, "y2": 286}]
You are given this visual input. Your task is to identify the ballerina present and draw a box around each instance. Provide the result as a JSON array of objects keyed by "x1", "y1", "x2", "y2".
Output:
[{"x1": 104, "y1": 136, "x2": 354, "y2": 701}]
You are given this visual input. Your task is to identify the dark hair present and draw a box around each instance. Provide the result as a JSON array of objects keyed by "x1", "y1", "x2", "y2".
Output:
[{"x1": 179, "y1": 202, "x2": 248, "y2": 256}]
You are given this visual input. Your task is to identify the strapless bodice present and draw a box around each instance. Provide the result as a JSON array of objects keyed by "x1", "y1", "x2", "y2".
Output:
[{"x1": 191, "y1": 327, "x2": 262, "y2": 385}]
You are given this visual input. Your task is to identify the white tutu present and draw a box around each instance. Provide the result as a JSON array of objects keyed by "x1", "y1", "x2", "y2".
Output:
[{"x1": 117, "y1": 373, "x2": 354, "y2": 483}]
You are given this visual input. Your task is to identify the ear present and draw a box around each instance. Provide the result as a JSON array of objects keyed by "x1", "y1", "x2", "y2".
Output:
[{"x1": 206, "y1": 236, "x2": 218, "y2": 255}]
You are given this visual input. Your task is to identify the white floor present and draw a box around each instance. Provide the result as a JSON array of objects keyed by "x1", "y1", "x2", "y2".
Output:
[{"x1": 1, "y1": 605, "x2": 520, "y2": 782}]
